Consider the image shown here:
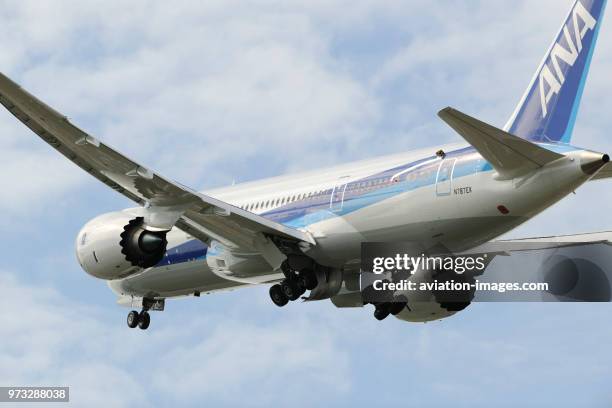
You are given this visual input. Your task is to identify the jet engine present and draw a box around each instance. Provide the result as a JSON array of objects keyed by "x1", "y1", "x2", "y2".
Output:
[
  {"x1": 76, "y1": 212, "x2": 168, "y2": 280},
  {"x1": 333, "y1": 263, "x2": 481, "y2": 322}
]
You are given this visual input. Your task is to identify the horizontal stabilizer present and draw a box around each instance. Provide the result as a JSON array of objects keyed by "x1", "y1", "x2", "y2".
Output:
[{"x1": 438, "y1": 107, "x2": 564, "y2": 178}]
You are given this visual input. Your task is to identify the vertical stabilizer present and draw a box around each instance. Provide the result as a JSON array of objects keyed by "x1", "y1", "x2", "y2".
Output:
[{"x1": 504, "y1": 0, "x2": 607, "y2": 143}]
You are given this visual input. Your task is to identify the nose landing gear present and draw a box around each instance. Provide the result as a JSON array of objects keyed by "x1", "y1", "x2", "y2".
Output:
[
  {"x1": 126, "y1": 309, "x2": 151, "y2": 330},
  {"x1": 127, "y1": 310, "x2": 139, "y2": 328},
  {"x1": 125, "y1": 298, "x2": 164, "y2": 329}
]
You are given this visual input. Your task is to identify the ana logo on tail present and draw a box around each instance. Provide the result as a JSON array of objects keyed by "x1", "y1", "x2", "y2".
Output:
[{"x1": 539, "y1": 1, "x2": 597, "y2": 118}]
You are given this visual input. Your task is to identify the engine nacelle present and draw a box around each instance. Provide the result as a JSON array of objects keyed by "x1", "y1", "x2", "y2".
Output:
[
  {"x1": 333, "y1": 265, "x2": 479, "y2": 323},
  {"x1": 76, "y1": 212, "x2": 168, "y2": 280},
  {"x1": 388, "y1": 265, "x2": 478, "y2": 322}
]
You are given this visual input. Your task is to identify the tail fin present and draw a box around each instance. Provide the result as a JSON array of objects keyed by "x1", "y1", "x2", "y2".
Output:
[{"x1": 504, "y1": 0, "x2": 607, "y2": 143}]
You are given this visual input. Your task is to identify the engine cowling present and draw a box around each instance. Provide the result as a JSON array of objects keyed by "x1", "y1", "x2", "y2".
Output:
[
  {"x1": 392, "y1": 267, "x2": 475, "y2": 322},
  {"x1": 332, "y1": 265, "x2": 479, "y2": 323},
  {"x1": 76, "y1": 212, "x2": 168, "y2": 280}
]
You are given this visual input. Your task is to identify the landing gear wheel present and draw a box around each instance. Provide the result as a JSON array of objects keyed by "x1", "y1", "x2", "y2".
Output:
[
  {"x1": 270, "y1": 284, "x2": 289, "y2": 307},
  {"x1": 374, "y1": 304, "x2": 391, "y2": 321},
  {"x1": 298, "y1": 269, "x2": 317, "y2": 290},
  {"x1": 127, "y1": 310, "x2": 139, "y2": 328},
  {"x1": 281, "y1": 279, "x2": 303, "y2": 301},
  {"x1": 138, "y1": 311, "x2": 150, "y2": 330},
  {"x1": 389, "y1": 302, "x2": 407, "y2": 316}
]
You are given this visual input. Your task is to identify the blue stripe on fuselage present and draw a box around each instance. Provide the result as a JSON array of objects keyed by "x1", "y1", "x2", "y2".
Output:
[
  {"x1": 265, "y1": 143, "x2": 579, "y2": 227},
  {"x1": 158, "y1": 143, "x2": 580, "y2": 266},
  {"x1": 156, "y1": 238, "x2": 208, "y2": 267}
]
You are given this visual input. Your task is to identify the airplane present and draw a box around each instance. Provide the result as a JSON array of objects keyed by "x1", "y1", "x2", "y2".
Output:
[{"x1": 1, "y1": 0, "x2": 610, "y2": 330}]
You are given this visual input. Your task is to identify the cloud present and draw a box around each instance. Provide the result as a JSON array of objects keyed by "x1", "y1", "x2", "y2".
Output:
[
  {"x1": 1, "y1": 1, "x2": 612, "y2": 406},
  {"x1": 0, "y1": 271, "x2": 351, "y2": 407},
  {"x1": 1, "y1": 0, "x2": 608, "y2": 203},
  {"x1": 3, "y1": 267, "x2": 612, "y2": 407},
  {"x1": 0, "y1": 0, "x2": 382, "y2": 196},
  {"x1": 152, "y1": 318, "x2": 350, "y2": 406},
  {"x1": 0, "y1": 146, "x2": 86, "y2": 222}
]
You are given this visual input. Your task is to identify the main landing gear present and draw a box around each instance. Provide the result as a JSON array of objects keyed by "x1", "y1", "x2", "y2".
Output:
[
  {"x1": 373, "y1": 301, "x2": 407, "y2": 321},
  {"x1": 269, "y1": 260, "x2": 318, "y2": 307},
  {"x1": 126, "y1": 309, "x2": 151, "y2": 330}
]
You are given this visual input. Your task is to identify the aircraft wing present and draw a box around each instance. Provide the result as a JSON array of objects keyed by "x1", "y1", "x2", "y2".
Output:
[
  {"x1": 0, "y1": 72, "x2": 315, "y2": 250},
  {"x1": 454, "y1": 230, "x2": 612, "y2": 257},
  {"x1": 591, "y1": 162, "x2": 612, "y2": 181}
]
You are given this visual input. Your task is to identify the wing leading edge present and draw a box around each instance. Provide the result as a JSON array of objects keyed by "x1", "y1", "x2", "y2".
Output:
[{"x1": 0, "y1": 72, "x2": 315, "y2": 249}]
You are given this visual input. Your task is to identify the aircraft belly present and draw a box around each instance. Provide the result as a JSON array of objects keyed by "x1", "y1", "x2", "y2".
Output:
[{"x1": 109, "y1": 259, "x2": 246, "y2": 298}]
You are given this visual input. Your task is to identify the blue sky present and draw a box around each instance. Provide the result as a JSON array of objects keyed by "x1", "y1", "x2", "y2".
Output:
[{"x1": 0, "y1": 0, "x2": 611, "y2": 406}]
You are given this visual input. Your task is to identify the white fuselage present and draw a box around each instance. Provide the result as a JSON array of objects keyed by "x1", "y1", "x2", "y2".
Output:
[{"x1": 100, "y1": 142, "x2": 596, "y2": 302}]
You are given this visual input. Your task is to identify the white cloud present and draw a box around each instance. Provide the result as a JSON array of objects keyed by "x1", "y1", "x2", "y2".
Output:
[
  {"x1": 153, "y1": 319, "x2": 350, "y2": 405},
  {"x1": 1, "y1": 1, "x2": 612, "y2": 405},
  {"x1": 0, "y1": 0, "x2": 382, "y2": 196},
  {"x1": 0, "y1": 271, "x2": 351, "y2": 407},
  {"x1": 1, "y1": 0, "x2": 608, "y2": 205},
  {"x1": 0, "y1": 146, "x2": 86, "y2": 221}
]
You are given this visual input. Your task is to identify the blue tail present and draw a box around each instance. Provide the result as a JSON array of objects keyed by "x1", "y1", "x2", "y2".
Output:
[{"x1": 504, "y1": 0, "x2": 607, "y2": 143}]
